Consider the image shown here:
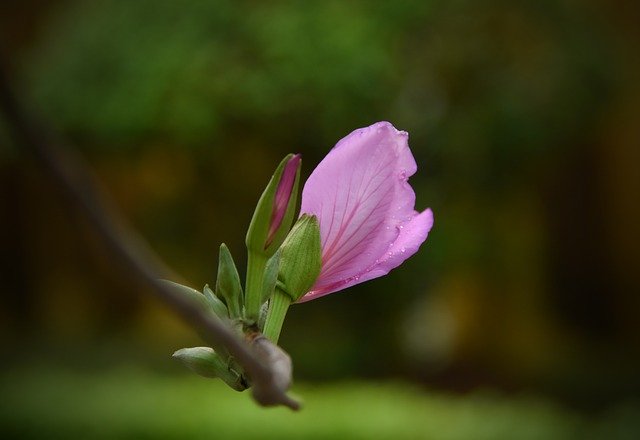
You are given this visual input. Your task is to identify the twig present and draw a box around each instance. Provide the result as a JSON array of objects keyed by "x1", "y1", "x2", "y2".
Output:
[{"x1": 0, "y1": 64, "x2": 300, "y2": 410}]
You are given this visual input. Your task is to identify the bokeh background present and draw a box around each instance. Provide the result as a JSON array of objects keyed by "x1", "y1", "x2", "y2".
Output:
[{"x1": 1, "y1": 0, "x2": 639, "y2": 438}]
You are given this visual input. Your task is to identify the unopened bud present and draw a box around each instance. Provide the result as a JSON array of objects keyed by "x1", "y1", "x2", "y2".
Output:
[
  {"x1": 277, "y1": 214, "x2": 322, "y2": 302},
  {"x1": 172, "y1": 347, "x2": 246, "y2": 391},
  {"x1": 246, "y1": 154, "x2": 301, "y2": 257}
]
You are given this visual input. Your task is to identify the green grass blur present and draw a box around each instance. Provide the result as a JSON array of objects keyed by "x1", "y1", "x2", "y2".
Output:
[{"x1": 2, "y1": 367, "x2": 639, "y2": 439}]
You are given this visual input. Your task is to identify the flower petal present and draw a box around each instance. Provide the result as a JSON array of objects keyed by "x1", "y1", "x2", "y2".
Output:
[
  {"x1": 300, "y1": 209, "x2": 433, "y2": 302},
  {"x1": 298, "y1": 121, "x2": 432, "y2": 301}
]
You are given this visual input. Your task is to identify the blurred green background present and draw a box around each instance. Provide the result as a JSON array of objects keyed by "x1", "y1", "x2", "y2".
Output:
[{"x1": 1, "y1": 0, "x2": 639, "y2": 438}]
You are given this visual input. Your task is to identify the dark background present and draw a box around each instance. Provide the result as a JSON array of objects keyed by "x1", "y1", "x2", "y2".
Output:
[{"x1": 1, "y1": 0, "x2": 639, "y2": 438}]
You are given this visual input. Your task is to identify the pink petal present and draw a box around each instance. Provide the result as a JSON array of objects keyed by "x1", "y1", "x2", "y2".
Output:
[{"x1": 298, "y1": 121, "x2": 433, "y2": 302}]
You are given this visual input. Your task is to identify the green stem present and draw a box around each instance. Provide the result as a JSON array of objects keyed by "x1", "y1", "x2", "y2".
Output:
[
  {"x1": 245, "y1": 251, "x2": 267, "y2": 322},
  {"x1": 262, "y1": 287, "x2": 291, "y2": 343}
]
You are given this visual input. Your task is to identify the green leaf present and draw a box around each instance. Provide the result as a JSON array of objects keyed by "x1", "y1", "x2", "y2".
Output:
[
  {"x1": 216, "y1": 243, "x2": 244, "y2": 318},
  {"x1": 157, "y1": 279, "x2": 211, "y2": 313},
  {"x1": 203, "y1": 284, "x2": 229, "y2": 319}
]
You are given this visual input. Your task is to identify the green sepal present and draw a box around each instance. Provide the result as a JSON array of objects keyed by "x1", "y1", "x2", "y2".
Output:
[
  {"x1": 277, "y1": 214, "x2": 322, "y2": 302},
  {"x1": 245, "y1": 154, "x2": 301, "y2": 257},
  {"x1": 172, "y1": 347, "x2": 246, "y2": 391},
  {"x1": 158, "y1": 279, "x2": 212, "y2": 313},
  {"x1": 216, "y1": 243, "x2": 244, "y2": 318},
  {"x1": 203, "y1": 284, "x2": 229, "y2": 319}
]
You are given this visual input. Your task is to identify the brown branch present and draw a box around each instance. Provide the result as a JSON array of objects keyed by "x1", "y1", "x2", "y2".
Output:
[{"x1": 0, "y1": 65, "x2": 300, "y2": 410}]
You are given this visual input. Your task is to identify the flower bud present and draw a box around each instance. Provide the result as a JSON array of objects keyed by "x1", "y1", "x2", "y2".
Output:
[
  {"x1": 172, "y1": 347, "x2": 246, "y2": 391},
  {"x1": 277, "y1": 214, "x2": 322, "y2": 302},
  {"x1": 262, "y1": 215, "x2": 321, "y2": 342},
  {"x1": 246, "y1": 154, "x2": 301, "y2": 257}
]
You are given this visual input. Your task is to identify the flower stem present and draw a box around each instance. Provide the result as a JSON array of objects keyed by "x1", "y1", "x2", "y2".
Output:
[
  {"x1": 262, "y1": 287, "x2": 291, "y2": 343},
  {"x1": 245, "y1": 251, "x2": 267, "y2": 322}
]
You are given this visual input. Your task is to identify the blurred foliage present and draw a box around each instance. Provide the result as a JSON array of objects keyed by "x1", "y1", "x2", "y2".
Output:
[
  {"x1": 1, "y1": 0, "x2": 640, "y2": 428},
  {"x1": 23, "y1": 0, "x2": 618, "y2": 156},
  {"x1": 26, "y1": 0, "x2": 405, "y2": 144}
]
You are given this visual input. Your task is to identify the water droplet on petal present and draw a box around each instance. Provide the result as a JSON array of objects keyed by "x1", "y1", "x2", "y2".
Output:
[
  {"x1": 399, "y1": 169, "x2": 407, "y2": 180},
  {"x1": 400, "y1": 247, "x2": 406, "y2": 253}
]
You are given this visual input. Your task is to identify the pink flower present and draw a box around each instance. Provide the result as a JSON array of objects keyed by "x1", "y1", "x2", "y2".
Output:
[{"x1": 298, "y1": 121, "x2": 434, "y2": 302}]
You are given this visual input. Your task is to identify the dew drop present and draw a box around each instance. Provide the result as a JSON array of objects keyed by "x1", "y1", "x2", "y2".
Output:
[{"x1": 400, "y1": 247, "x2": 406, "y2": 253}]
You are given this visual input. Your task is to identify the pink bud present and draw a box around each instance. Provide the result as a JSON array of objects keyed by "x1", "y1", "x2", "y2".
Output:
[
  {"x1": 298, "y1": 122, "x2": 434, "y2": 302},
  {"x1": 265, "y1": 154, "x2": 301, "y2": 249}
]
